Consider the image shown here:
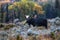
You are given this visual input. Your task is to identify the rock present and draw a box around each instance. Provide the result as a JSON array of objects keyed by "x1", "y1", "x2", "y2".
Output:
[
  {"x1": 54, "y1": 17, "x2": 60, "y2": 26},
  {"x1": 6, "y1": 17, "x2": 60, "y2": 38},
  {"x1": 55, "y1": 17, "x2": 60, "y2": 19},
  {"x1": 48, "y1": 17, "x2": 60, "y2": 26},
  {"x1": 27, "y1": 27, "x2": 52, "y2": 36},
  {"x1": 13, "y1": 18, "x2": 19, "y2": 23},
  {"x1": 9, "y1": 23, "x2": 30, "y2": 37},
  {"x1": 48, "y1": 17, "x2": 60, "y2": 32},
  {"x1": 47, "y1": 19, "x2": 55, "y2": 26},
  {"x1": 0, "y1": 31, "x2": 8, "y2": 36},
  {"x1": 0, "y1": 31, "x2": 8, "y2": 40}
]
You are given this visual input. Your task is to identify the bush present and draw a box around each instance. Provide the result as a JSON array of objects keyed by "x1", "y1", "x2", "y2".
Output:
[
  {"x1": 51, "y1": 32, "x2": 56, "y2": 39},
  {"x1": 8, "y1": 0, "x2": 44, "y2": 21}
]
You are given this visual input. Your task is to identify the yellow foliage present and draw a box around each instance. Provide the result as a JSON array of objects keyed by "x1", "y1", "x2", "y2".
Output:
[
  {"x1": 26, "y1": 4, "x2": 29, "y2": 7},
  {"x1": 33, "y1": 3, "x2": 44, "y2": 14},
  {"x1": 21, "y1": 0, "x2": 27, "y2": 3},
  {"x1": 13, "y1": 2, "x2": 17, "y2": 6},
  {"x1": 8, "y1": 5, "x2": 14, "y2": 10},
  {"x1": 13, "y1": 2, "x2": 20, "y2": 6},
  {"x1": 33, "y1": 4, "x2": 42, "y2": 10},
  {"x1": 8, "y1": 0, "x2": 44, "y2": 14}
]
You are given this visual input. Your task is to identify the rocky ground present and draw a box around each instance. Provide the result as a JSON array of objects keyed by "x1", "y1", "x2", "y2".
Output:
[{"x1": 0, "y1": 17, "x2": 60, "y2": 40}]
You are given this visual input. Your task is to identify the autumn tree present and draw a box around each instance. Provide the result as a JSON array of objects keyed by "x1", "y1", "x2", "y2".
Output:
[{"x1": 8, "y1": 0, "x2": 44, "y2": 21}]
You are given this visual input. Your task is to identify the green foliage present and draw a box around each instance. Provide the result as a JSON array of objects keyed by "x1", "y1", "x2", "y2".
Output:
[
  {"x1": 8, "y1": 1, "x2": 44, "y2": 14},
  {"x1": 51, "y1": 32, "x2": 56, "y2": 39},
  {"x1": 8, "y1": 0, "x2": 44, "y2": 21},
  {"x1": 8, "y1": 0, "x2": 35, "y2": 14}
]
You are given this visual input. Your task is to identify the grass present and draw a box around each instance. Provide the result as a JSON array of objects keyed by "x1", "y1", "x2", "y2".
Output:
[{"x1": 4, "y1": 24, "x2": 15, "y2": 30}]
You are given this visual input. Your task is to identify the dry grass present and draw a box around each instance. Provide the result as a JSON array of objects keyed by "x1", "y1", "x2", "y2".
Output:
[
  {"x1": 8, "y1": 36, "x2": 16, "y2": 40},
  {"x1": 3, "y1": 24, "x2": 15, "y2": 30},
  {"x1": 36, "y1": 35, "x2": 53, "y2": 40},
  {"x1": 55, "y1": 32, "x2": 60, "y2": 40},
  {"x1": 8, "y1": 34, "x2": 60, "y2": 40},
  {"x1": 28, "y1": 35, "x2": 53, "y2": 40},
  {"x1": 8, "y1": 35, "x2": 23, "y2": 40}
]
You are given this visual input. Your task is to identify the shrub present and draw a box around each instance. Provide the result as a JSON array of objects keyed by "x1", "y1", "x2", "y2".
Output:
[{"x1": 16, "y1": 35, "x2": 23, "y2": 40}]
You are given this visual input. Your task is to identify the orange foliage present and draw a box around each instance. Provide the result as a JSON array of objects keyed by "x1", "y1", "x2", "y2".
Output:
[{"x1": 33, "y1": 4, "x2": 44, "y2": 14}]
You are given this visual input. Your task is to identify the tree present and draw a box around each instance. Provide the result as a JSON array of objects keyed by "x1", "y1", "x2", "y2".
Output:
[
  {"x1": 43, "y1": 3, "x2": 57, "y2": 19},
  {"x1": 8, "y1": 0, "x2": 44, "y2": 21},
  {"x1": 55, "y1": 0, "x2": 60, "y2": 17}
]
